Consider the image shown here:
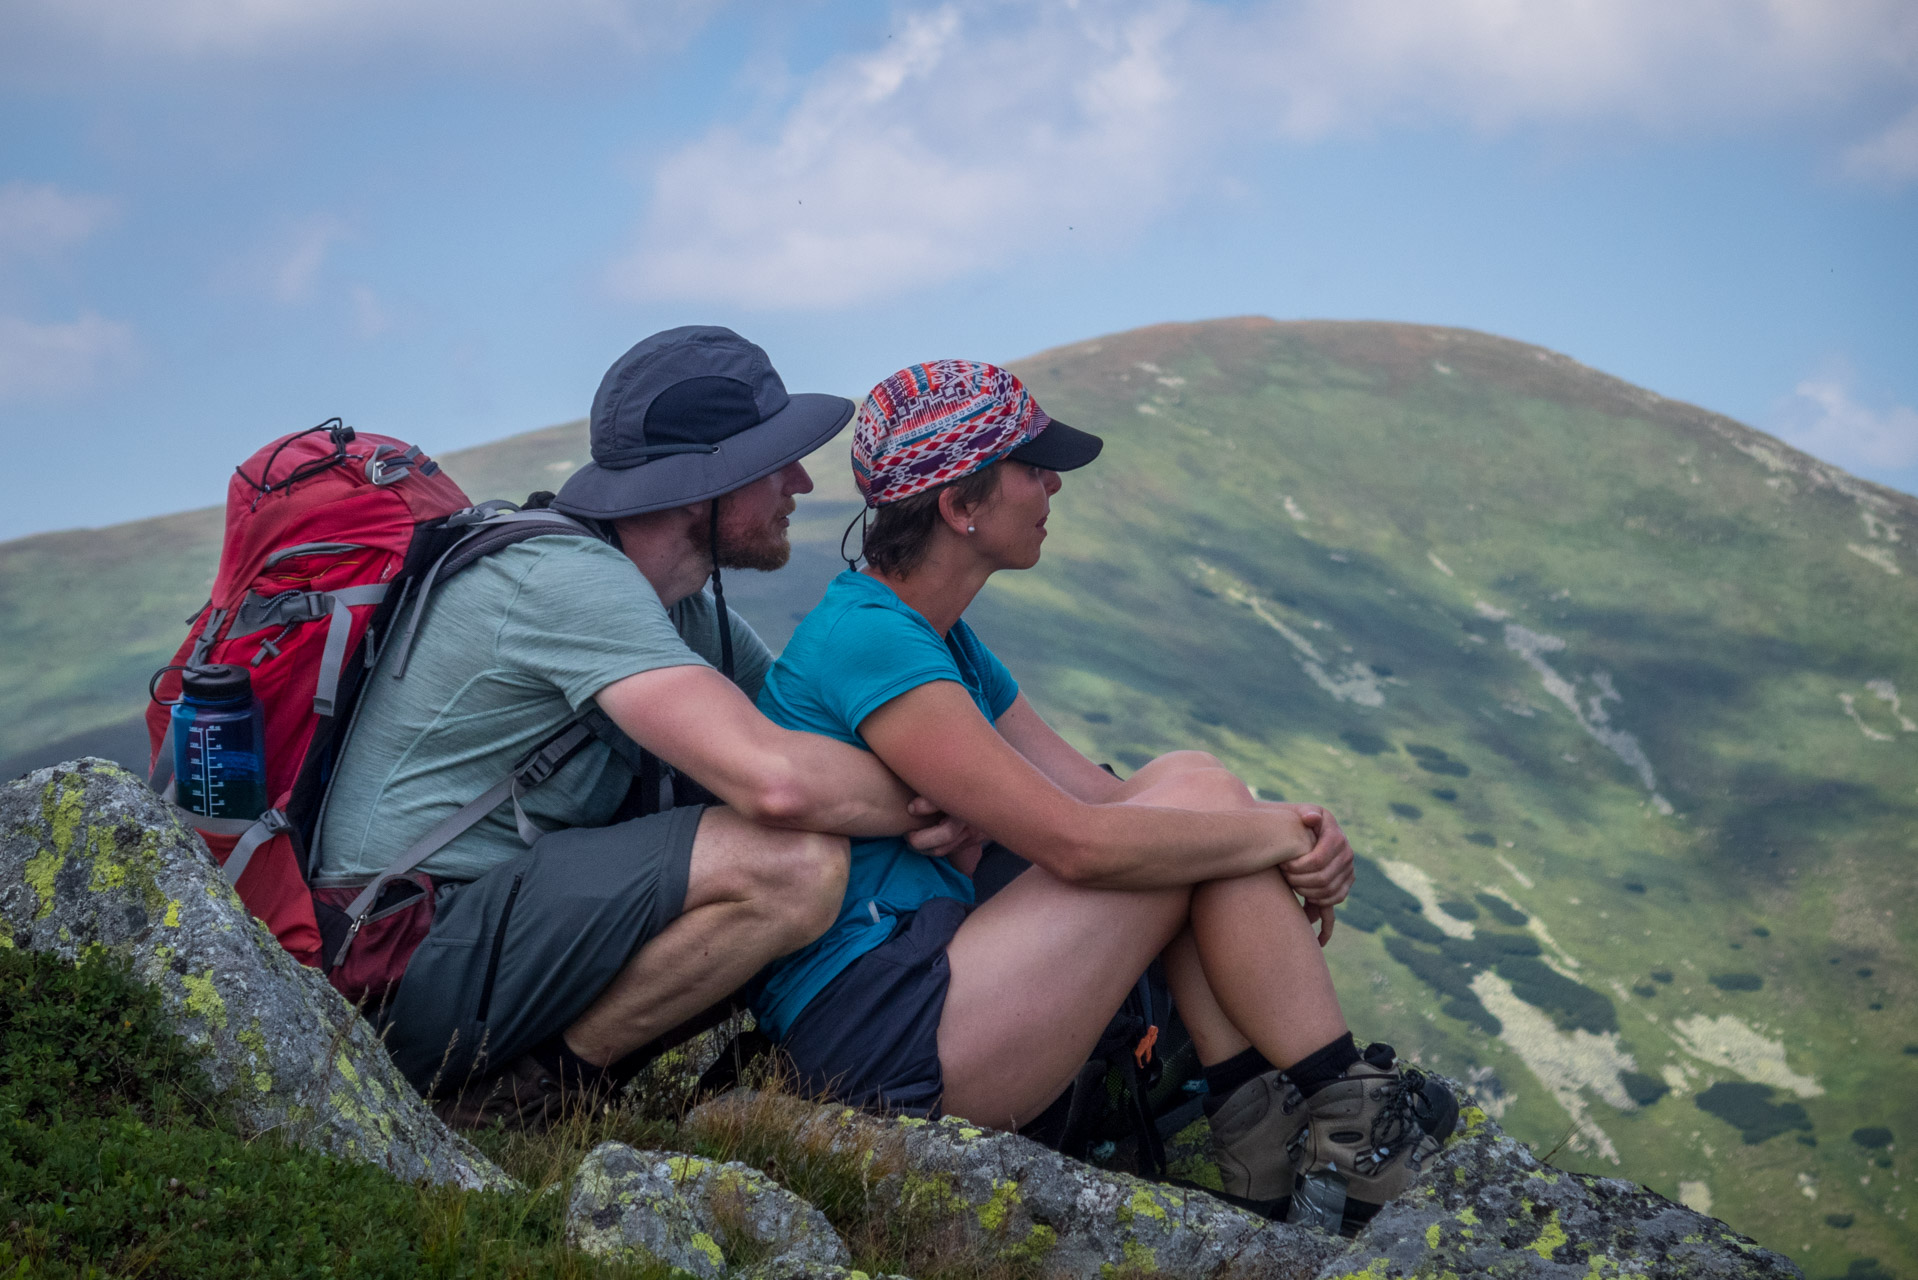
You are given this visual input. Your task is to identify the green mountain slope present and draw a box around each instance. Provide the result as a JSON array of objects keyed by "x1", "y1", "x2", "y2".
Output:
[{"x1": 3, "y1": 318, "x2": 1912, "y2": 1277}]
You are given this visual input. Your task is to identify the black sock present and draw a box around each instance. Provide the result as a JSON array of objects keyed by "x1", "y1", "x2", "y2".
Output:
[
  {"x1": 1283, "y1": 1031, "x2": 1361, "y2": 1098},
  {"x1": 534, "y1": 1035, "x2": 608, "y2": 1088},
  {"x1": 1202, "y1": 1046, "x2": 1275, "y2": 1115}
]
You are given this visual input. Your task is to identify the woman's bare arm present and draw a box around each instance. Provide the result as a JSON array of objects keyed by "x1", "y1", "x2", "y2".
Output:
[
  {"x1": 858, "y1": 681, "x2": 1312, "y2": 889},
  {"x1": 991, "y1": 693, "x2": 1127, "y2": 801}
]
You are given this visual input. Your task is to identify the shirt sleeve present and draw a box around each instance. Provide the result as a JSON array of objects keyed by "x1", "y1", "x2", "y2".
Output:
[
  {"x1": 668, "y1": 591, "x2": 776, "y2": 703},
  {"x1": 951, "y1": 619, "x2": 1020, "y2": 720},
  {"x1": 725, "y1": 608, "x2": 776, "y2": 703},
  {"x1": 492, "y1": 537, "x2": 710, "y2": 709},
  {"x1": 817, "y1": 603, "x2": 969, "y2": 741}
]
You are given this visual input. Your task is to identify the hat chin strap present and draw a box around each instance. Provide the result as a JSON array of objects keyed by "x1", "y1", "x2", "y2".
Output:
[{"x1": 708, "y1": 500, "x2": 736, "y2": 681}]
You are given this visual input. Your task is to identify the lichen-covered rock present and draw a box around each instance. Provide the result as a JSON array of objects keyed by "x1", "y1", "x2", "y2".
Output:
[
  {"x1": 688, "y1": 1089, "x2": 1805, "y2": 1280},
  {"x1": 737, "y1": 1263, "x2": 909, "y2": 1280},
  {"x1": 0, "y1": 759, "x2": 511, "y2": 1191},
  {"x1": 1322, "y1": 1103, "x2": 1804, "y2": 1279},
  {"x1": 566, "y1": 1141, "x2": 849, "y2": 1276},
  {"x1": 687, "y1": 1091, "x2": 1347, "y2": 1280}
]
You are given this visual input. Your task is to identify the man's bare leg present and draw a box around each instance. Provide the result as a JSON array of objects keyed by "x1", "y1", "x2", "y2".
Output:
[{"x1": 565, "y1": 808, "x2": 848, "y2": 1067}]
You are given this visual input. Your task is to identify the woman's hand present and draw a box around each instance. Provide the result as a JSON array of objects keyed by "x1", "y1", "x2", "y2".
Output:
[
  {"x1": 904, "y1": 796, "x2": 988, "y2": 861},
  {"x1": 1278, "y1": 805, "x2": 1354, "y2": 907},
  {"x1": 1304, "y1": 901, "x2": 1336, "y2": 947}
]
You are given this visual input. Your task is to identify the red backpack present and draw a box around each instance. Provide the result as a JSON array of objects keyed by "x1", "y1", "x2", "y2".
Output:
[{"x1": 148, "y1": 420, "x2": 621, "y2": 999}]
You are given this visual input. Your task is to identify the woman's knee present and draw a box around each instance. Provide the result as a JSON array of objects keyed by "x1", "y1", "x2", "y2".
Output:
[
  {"x1": 1128, "y1": 750, "x2": 1225, "y2": 786},
  {"x1": 1131, "y1": 764, "x2": 1255, "y2": 811}
]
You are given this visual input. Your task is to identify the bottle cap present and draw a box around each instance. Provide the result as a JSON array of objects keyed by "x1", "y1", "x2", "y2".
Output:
[{"x1": 180, "y1": 664, "x2": 253, "y2": 703}]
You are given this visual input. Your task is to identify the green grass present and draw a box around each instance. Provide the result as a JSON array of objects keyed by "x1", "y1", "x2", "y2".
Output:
[
  {"x1": 2, "y1": 317, "x2": 1913, "y2": 1277},
  {"x1": 0, "y1": 948, "x2": 1041, "y2": 1279},
  {"x1": 0, "y1": 946, "x2": 667, "y2": 1280}
]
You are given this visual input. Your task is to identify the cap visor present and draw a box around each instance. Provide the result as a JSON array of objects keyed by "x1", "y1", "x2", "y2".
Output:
[
  {"x1": 553, "y1": 392, "x2": 855, "y2": 518},
  {"x1": 1006, "y1": 418, "x2": 1103, "y2": 472}
]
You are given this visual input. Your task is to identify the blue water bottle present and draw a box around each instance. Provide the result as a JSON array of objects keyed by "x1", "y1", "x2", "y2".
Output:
[{"x1": 171, "y1": 664, "x2": 270, "y2": 820}]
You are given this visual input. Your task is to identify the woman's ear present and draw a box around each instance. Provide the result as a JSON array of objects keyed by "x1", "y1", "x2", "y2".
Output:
[{"x1": 936, "y1": 486, "x2": 975, "y2": 537}]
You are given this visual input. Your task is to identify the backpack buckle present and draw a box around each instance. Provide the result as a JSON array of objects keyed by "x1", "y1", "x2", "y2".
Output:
[
  {"x1": 444, "y1": 499, "x2": 521, "y2": 528},
  {"x1": 514, "y1": 741, "x2": 570, "y2": 789}
]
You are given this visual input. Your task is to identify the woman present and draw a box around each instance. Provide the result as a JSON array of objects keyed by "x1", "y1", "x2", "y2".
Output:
[{"x1": 753, "y1": 360, "x2": 1454, "y2": 1232}]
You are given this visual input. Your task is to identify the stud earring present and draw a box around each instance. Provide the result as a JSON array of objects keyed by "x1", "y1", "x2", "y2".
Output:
[{"x1": 966, "y1": 524, "x2": 976, "y2": 534}]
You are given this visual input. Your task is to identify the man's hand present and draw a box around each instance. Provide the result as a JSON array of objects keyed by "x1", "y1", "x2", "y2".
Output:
[
  {"x1": 1279, "y1": 805, "x2": 1354, "y2": 906},
  {"x1": 903, "y1": 796, "x2": 987, "y2": 860}
]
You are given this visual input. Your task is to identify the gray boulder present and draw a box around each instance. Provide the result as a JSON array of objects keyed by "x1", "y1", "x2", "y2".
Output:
[
  {"x1": 567, "y1": 1141, "x2": 849, "y2": 1276},
  {"x1": 686, "y1": 1091, "x2": 1346, "y2": 1280},
  {"x1": 687, "y1": 1090, "x2": 1803, "y2": 1280},
  {"x1": 1325, "y1": 1101, "x2": 1805, "y2": 1279},
  {"x1": 0, "y1": 758, "x2": 511, "y2": 1191},
  {"x1": 738, "y1": 1263, "x2": 909, "y2": 1280}
]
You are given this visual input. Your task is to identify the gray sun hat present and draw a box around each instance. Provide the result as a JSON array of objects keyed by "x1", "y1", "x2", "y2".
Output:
[{"x1": 552, "y1": 326, "x2": 855, "y2": 519}]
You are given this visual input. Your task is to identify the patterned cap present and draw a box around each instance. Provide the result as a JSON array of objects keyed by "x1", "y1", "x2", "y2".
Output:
[{"x1": 852, "y1": 360, "x2": 1051, "y2": 507}]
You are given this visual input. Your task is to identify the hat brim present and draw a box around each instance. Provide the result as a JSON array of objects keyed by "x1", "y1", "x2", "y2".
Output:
[
  {"x1": 1006, "y1": 417, "x2": 1103, "y2": 472},
  {"x1": 552, "y1": 392, "x2": 856, "y2": 519}
]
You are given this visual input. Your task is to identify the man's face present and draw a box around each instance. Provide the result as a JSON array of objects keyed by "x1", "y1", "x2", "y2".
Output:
[{"x1": 700, "y1": 459, "x2": 814, "y2": 571}]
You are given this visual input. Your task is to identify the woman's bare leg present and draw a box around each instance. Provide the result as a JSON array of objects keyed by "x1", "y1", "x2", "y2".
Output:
[
  {"x1": 940, "y1": 760, "x2": 1347, "y2": 1127},
  {"x1": 1160, "y1": 927, "x2": 1252, "y2": 1064},
  {"x1": 939, "y1": 867, "x2": 1191, "y2": 1128}
]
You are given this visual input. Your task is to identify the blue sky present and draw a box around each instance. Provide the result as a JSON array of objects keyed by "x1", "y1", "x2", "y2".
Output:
[{"x1": 2, "y1": 0, "x2": 1914, "y2": 540}]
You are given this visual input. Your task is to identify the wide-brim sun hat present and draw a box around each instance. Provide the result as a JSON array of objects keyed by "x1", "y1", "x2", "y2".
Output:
[
  {"x1": 852, "y1": 359, "x2": 1103, "y2": 507},
  {"x1": 553, "y1": 325, "x2": 856, "y2": 519}
]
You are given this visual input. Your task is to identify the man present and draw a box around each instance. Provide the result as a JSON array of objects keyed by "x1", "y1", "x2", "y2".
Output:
[{"x1": 314, "y1": 325, "x2": 965, "y2": 1127}]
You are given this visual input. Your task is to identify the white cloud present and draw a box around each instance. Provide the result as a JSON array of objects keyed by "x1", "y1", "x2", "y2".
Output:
[
  {"x1": 350, "y1": 284, "x2": 392, "y2": 338},
  {"x1": 0, "y1": 183, "x2": 116, "y2": 261},
  {"x1": 1214, "y1": 0, "x2": 1918, "y2": 137},
  {"x1": 0, "y1": 312, "x2": 137, "y2": 399},
  {"x1": 614, "y1": 4, "x2": 1193, "y2": 308},
  {"x1": 1774, "y1": 373, "x2": 1918, "y2": 477},
  {"x1": 614, "y1": 0, "x2": 1918, "y2": 309},
  {"x1": 269, "y1": 215, "x2": 349, "y2": 303},
  {"x1": 1843, "y1": 104, "x2": 1918, "y2": 184},
  {"x1": 1, "y1": 0, "x2": 722, "y2": 70}
]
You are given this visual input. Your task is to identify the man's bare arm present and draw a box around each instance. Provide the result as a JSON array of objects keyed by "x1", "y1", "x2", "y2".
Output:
[{"x1": 594, "y1": 664, "x2": 920, "y2": 837}]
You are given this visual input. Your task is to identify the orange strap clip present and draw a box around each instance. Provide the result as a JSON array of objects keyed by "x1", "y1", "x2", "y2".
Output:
[{"x1": 1133, "y1": 1024, "x2": 1160, "y2": 1068}]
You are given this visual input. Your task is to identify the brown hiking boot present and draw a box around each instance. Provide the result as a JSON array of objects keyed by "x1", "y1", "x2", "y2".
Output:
[
  {"x1": 1285, "y1": 1044, "x2": 1458, "y2": 1235},
  {"x1": 431, "y1": 1052, "x2": 608, "y2": 1134},
  {"x1": 1206, "y1": 1069, "x2": 1308, "y2": 1215}
]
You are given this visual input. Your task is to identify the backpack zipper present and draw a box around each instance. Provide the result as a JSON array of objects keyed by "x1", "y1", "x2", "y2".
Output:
[{"x1": 475, "y1": 873, "x2": 523, "y2": 1023}]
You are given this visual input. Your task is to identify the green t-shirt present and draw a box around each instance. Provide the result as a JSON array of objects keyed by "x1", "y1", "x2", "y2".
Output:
[{"x1": 314, "y1": 534, "x2": 772, "y2": 883}]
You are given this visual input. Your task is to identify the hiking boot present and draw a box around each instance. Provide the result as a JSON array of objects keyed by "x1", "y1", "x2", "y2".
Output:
[
  {"x1": 1285, "y1": 1043, "x2": 1458, "y2": 1236},
  {"x1": 1207, "y1": 1069, "x2": 1307, "y2": 1217},
  {"x1": 431, "y1": 1051, "x2": 612, "y2": 1134}
]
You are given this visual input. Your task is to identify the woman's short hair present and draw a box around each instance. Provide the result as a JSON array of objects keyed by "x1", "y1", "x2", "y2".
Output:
[{"x1": 862, "y1": 463, "x2": 1003, "y2": 577}]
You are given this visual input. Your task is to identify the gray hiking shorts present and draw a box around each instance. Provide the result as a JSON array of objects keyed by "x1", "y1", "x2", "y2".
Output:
[{"x1": 384, "y1": 804, "x2": 704, "y2": 1093}]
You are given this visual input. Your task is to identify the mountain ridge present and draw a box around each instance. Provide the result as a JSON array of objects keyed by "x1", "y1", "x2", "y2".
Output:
[{"x1": 2, "y1": 318, "x2": 1911, "y2": 1278}]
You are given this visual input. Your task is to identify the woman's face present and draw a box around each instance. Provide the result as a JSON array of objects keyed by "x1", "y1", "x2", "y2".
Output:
[{"x1": 967, "y1": 462, "x2": 1062, "y2": 571}]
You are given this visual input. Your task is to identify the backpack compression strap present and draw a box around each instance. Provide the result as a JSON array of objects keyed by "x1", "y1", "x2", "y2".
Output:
[{"x1": 327, "y1": 714, "x2": 598, "y2": 969}]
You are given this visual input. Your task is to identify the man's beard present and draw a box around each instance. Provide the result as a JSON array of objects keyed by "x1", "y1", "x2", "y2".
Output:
[{"x1": 693, "y1": 494, "x2": 793, "y2": 572}]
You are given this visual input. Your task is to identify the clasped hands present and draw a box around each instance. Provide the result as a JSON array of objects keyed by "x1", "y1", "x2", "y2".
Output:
[{"x1": 901, "y1": 797, "x2": 1355, "y2": 946}]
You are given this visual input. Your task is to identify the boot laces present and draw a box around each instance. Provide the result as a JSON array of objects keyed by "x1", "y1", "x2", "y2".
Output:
[{"x1": 1358, "y1": 1068, "x2": 1427, "y2": 1173}]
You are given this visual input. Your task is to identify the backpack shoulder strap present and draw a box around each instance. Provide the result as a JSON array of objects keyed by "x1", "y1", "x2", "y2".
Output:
[{"x1": 384, "y1": 508, "x2": 604, "y2": 679}]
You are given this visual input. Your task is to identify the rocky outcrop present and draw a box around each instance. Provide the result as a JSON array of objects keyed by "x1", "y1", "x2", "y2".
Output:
[
  {"x1": 567, "y1": 1142, "x2": 849, "y2": 1277},
  {"x1": 1328, "y1": 1102, "x2": 1805, "y2": 1279},
  {"x1": 686, "y1": 1090, "x2": 1348, "y2": 1280},
  {"x1": 686, "y1": 1091, "x2": 1803, "y2": 1280},
  {"x1": 0, "y1": 758, "x2": 510, "y2": 1190}
]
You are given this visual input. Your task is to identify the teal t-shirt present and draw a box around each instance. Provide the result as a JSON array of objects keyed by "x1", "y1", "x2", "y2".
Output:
[{"x1": 752, "y1": 571, "x2": 1018, "y2": 1039}]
